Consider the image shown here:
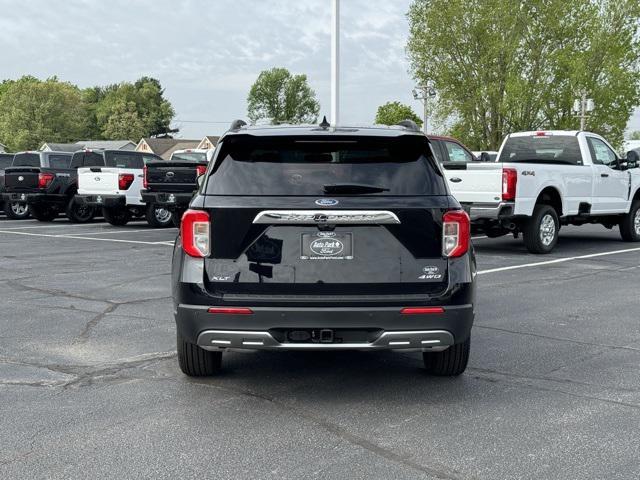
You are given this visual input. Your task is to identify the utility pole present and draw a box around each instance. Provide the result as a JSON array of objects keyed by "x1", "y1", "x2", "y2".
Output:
[
  {"x1": 573, "y1": 91, "x2": 594, "y2": 131},
  {"x1": 413, "y1": 81, "x2": 436, "y2": 134},
  {"x1": 331, "y1": 0, "x2": 340, "y2": 126}
]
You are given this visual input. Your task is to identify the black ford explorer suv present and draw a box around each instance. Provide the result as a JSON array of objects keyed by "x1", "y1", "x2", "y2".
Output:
[{"x1": 172, "y1": 120, "x2": 475, "y2": 377}]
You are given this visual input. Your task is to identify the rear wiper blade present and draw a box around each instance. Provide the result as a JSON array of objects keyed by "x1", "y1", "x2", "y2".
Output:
[{"x1": 323, "y1": 183, "x2": 389, "y2": 194}]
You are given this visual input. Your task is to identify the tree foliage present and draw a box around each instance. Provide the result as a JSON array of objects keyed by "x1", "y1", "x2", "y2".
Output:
[
  {"x1": 375, "y1": 101, "x2": 423, "y2": 127},
  {"x1": 0, "y1": 76, "x2": 87, "y2": 151},
  {"x1": 407, "y1": 0, "x2": 640, "y2": 149},
  {"x1": 247, "y1": 68, "x2": 320, "y2": 125},
  {"x1": 630, "y1": 131, "x2": 640, "y2": 141},
  {"x1": 0, "y1": 76, "x2": 175, "y2": 151}
]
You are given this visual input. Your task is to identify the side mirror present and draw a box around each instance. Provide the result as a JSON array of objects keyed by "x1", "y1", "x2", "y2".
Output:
[
  {"x1": 480, "y1": 152, "x2": 491, "y2": 162},
  {"x1": 626, "y1": 150, "x2": 639, "y2": 169}
]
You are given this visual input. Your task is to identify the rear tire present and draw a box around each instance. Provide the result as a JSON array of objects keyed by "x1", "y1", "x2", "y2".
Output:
[
  {"x1": 522, "y1": 204, "x2": 559, "y2": 254},
  {"x1": 146, "y1": 204, "x2": 173, "y2": 228},
  {"x1": 30, "y1": 204, "x2": 57, "y2": 222},
  {"x1": 177, "y1": 332, "x2": 222, "y2": 376},
  {"x1": 65, "y1": 198, "x2": 95, "y2": 223},
  {"x1": 4, "y1": 202, "x2": 30, "y2": 220},
  {"x1": 423, "y1": 337, "x2": 470, "y2": 376},
  {"x1": 619, "y1": 201, "x2": 640, "y2": 242},
  {"x1": 102, "y1": 206, "x2": 131, "y2": 226}
]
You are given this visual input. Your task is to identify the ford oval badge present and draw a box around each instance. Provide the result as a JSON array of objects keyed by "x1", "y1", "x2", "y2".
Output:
[{"x1": 315, "y1": 198, "x2": 338, "y2": 207}]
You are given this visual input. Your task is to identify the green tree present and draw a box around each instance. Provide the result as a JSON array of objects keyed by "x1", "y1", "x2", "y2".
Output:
[
  {"x1": 247, "y1": 67, "x2": 320, "y2": 124},
  {"x1": 375, "y1": 101, "x2": 423, "y2": 127},
  {"x1": 630, "y1": 131, "x2": 640, "y2": 141},
  {"x1": 93, "y1": 77, "x2": 174, "y2": 140},
  {"x1": 0, "y1": 76, "x2": 88, "y2": 151},
  {"x1": 407, "y1": 0, "x2": 640, "y2": 150}
]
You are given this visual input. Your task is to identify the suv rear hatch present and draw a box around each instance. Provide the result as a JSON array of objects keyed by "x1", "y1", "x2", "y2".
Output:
[{"x1": 199, "y1": 134, "x2": 455, "y2": 304}]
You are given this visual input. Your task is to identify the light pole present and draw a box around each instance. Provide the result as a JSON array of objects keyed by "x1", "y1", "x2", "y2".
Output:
[
  {"x1": 573, "y1": 91, "x2": 594, "y2": 131},
  {"x1": 331, "y1": 0, "x2": 340, "y2": 126},
  {"x1": 413, "y1": 80, "x2": 436, "y2": 134}
]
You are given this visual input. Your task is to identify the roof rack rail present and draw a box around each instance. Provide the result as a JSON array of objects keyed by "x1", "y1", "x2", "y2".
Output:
[
  {"x1": 396, "y1": 120, "x2": 421, "y2": 132},
  {"x1": 229, "y1": 119, "x2": 247, "y2": 131}
]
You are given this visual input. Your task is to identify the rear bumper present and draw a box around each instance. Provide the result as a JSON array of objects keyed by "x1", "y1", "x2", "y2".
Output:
[
  {"x1": 141, "y1": 190, "x2": 193, "y2": 209},
  {"x1": 464, "y1": 202, "x2": 514, "y2": 221},
  {"x1": 176, "y1": 303, "x2": 474, "y2": 351},
  {"x1": 3, "y1": 192, "x2": 66, "y2": 206},
  {"x1": 75, "y1": 194, "x2": 125, "y2": 208}
]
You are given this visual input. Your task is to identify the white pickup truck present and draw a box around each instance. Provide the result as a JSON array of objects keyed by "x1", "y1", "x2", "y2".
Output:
[
  {"x1": 75, "y1": 150, "x2": 174, "y2": 227},
  {"x1": 444, "y1": 130, "x2": 640, "y2": 253}
]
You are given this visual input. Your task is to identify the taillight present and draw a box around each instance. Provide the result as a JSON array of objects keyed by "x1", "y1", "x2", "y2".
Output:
[
  {"x1": 502, "y1": 168, "x2": 517, "y2": 201},
  {"x1": 442, "y1": 210, "x2": 470, "y2": 258},
  {"x1": 118, "y1": 173, "x2": 134, "y2": 190},
  {"x1": 143, "y1": 165, "x2": 148, "y2": 189},
  {"x1": 196, "y1": 165, "x2": 207, "y2": 177},
  {"x1": 181, "y1": 209, "x2": 210, "y2": 257},
  {"x1": 38, "y1": 172, "x2": 55, "y2": 189}
]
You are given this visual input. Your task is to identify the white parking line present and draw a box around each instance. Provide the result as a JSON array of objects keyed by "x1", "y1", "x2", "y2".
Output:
[
  {"x1": 478, "y1": 246, "x2": 640, "y2": 275},
  {"x1": 0, "y1": 229, "x2": 173, "y2": 246},
  {"x1": 57, "y1": 229, "x2": 155, "y2": 236},
  {"x1": 0, "y1": 221, "x2": 149, "y2": 230}
]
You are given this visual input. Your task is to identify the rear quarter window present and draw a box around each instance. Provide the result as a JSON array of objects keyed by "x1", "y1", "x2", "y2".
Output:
[
  {"x1": 0, "y1": 155, "x2": 13, "y2": 169},
  {"x1": 206, "y1": 135, "x2": 446, "y2": 196}
]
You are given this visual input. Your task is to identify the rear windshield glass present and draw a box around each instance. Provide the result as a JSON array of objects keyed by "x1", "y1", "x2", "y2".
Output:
[
  {"x1": 105, "y1": 152, "x2": 144, "y2": 169},
  {"x1": 0, "y1": 155, "x2": 13, "y2": 168},
  {"x1": 205, "y1": 135, "x2": 446, "y2": 196},
  {"x1": 171, "y1": 152, "x2": 207, "y2": 162},
  {"x1": 71, "y1": 152, "x2": 105, "y2": 168},
  {"x1": 499, "y1": 135, "x2": 583, "y2": 165},
  {"x1": 12, "y1": 153, "x2": 41, "y2": 167}
]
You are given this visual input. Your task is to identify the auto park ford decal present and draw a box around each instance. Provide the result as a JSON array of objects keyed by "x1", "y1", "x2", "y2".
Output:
[{"x1": 309, "y1": 238, "x2": 344, "y2": 256}]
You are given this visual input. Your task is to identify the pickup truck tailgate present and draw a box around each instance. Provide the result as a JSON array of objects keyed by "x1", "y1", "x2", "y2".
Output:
[
  {"x1": 443, "y1": 162, "x2": 503, "y2": 203},
  {"x1": 78, "y1": 167, "x2": 120, "y2": 194}
]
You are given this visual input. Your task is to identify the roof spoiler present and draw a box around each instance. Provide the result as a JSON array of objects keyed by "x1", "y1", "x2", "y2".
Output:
[
  {"x1": 396, "y1": 120, "x2": 421, "y2": 132},
  {"x1": 229, "y1": 119, "x2": 247, "y2": 131}
]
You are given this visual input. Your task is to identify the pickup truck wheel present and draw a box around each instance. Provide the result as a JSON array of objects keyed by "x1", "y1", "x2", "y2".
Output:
[
  {"x1": 4, "y1": 202, "x2": 30, "y2": 220},
  {"x1": 102, "y1": 207, "x2": 131, "y2": 226},
  {"x1": 619, "y1": 201, "x2": 640, "y2": 242},
  {"x1": 423, "y1": 337, "x2": 470, "y2": 376},
  {"x1": 146, "y1": 204, "x2": 173, "y2": 228},
  {"x1": 66, "y1": 199, "x2": 95, "y2": 223},
  {"x1": 177, "y1": 332, "x2": 222, "y2": 376},
  {"x1": 523, "y1": 205, "x2": 559, "y2": 254},
  {"x1": 30, "y1": 205, "x2": 57, "y2": 222}
]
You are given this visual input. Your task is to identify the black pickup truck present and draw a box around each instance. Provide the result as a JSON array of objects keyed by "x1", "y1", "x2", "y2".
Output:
[
  {"x1": 2, "y1": 150, "x2": 95, "y2": 222},
  {"x1": 1, "y1": 153, "x2": 31, "y2": 219},
  {"x1": 141, "y1": 150, "x2": 209, "y2": 226}
]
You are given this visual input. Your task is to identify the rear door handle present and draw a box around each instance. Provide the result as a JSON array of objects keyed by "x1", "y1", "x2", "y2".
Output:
[
  {"x1": 449, "y1": 177, "x2": 462, "y2": 183},
  {"x1": 601, "y1": 173, "x2": 609, "y2": 178}
]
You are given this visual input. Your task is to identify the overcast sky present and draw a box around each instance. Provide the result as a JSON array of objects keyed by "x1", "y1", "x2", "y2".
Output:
[{"x1": 0, "y1": 0, "x2": 638, "y2": 140}]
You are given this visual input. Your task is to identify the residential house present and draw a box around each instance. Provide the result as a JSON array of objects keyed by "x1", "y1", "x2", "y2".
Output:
[
  {"x1": 197, "y1": 136, "x2": 219, "y2": 150},
  {"x1": 40, "y1": 140, "x2": 136, "y2": 152},
  {"x1": 136, "y1": 138, "x2": 200, "y2": 160}
]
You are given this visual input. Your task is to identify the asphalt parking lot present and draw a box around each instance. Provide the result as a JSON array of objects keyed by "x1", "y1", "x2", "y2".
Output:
[{"x1": 1, "y1": 217, "x2": 639, "y2": 479}]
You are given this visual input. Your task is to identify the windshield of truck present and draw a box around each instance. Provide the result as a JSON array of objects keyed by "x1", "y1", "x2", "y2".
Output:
[
  {"x1": 499, "y1": 135, "x2": 583, "y2": 165},
  {"x1": 171, "y1": 152, "x2": 207, "y2": 162},
  {"x1": 206, "y1": 135, "x2": 446, "y2": 196},
  {"x1": 12, "y1": 153, "x2": 41, "y2": 167},
  {"x1": 105, "y1": 152, "x2": 144, "y2": 169}
]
